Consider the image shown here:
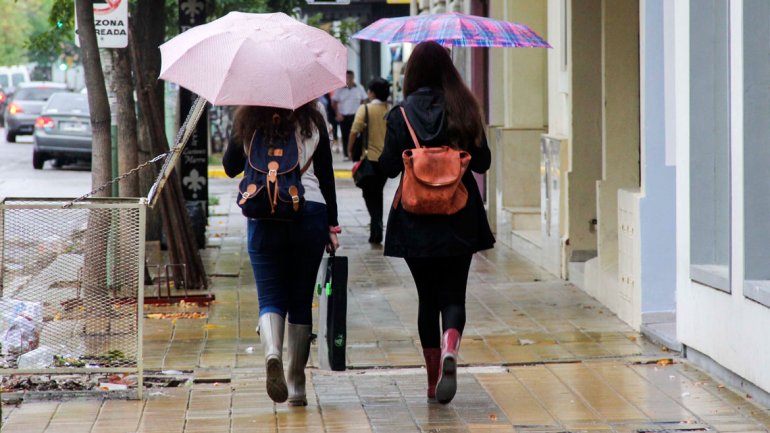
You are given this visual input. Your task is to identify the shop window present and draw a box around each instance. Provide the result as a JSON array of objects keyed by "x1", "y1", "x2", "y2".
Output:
[
  {"x1": 689, "y1": 0, "x2": 730, "y2": 292},
  {"x1": 743, "y1": 0, "x2": 770, "y2": 307}
]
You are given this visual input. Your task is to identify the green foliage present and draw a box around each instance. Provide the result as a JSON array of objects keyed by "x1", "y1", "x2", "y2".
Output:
[
  {"x1": 20, "y1": 0, "x2": 359, "y2": 73},
  {"x1": 307, "y1": 14, "x2": 360, "y2": 47},
  {"x1": 166, "y1": 0, "x2": 271, "y2": 38},
  {"x1": 0, "y1": 0, "x2": 56, "y2": 66},
  {"x1": 26, "y1": 0, "x2": 78, "y2": 69}
]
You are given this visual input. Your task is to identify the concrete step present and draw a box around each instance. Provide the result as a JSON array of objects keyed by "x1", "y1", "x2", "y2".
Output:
[{"x1": 502, "y1": 206, "x2": 541, "y2": 231}]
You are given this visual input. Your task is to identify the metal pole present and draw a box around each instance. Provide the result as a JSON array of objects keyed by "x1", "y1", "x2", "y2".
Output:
[
  {"x1": 0, "y1": 201, "x2": 5, "y2": 298},
  {"x1": 136, "y1": 199, "x2": 146, "y2": 400},
  {"x1": 111, "y1": 123, "x2": 118, "y2": 197}
]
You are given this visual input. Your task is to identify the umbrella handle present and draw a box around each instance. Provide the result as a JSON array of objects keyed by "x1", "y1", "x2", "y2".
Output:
[{"x1": 147, "y1": 96, "x2": 208, "y2": 208}]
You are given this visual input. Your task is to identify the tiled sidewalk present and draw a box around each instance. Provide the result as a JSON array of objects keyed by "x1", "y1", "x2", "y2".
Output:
[{"x1": 2, "y1": 173, "x2": 770, "y2": 432}]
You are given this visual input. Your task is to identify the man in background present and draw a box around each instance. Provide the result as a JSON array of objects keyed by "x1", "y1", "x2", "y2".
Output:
[{"x1": 333, "y1": 70, "x2": 367, "y2": 160}]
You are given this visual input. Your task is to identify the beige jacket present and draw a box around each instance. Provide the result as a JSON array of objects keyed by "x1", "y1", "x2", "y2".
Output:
[{"x1": 351, "y1": 100, "x2": 389, "y2": 161}]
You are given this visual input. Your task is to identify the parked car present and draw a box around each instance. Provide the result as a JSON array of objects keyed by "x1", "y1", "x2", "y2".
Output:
[
  {"x1": 33, "y1": 92, "x2": 91, "y2": 170},
  {"x1": 0, "y1": 66, "x2": 30, "y2": 124},
  {"x1": 0, "y1": 65, "x2": 30, "y2": 95},
  {"x1": 4, "y1": 82, "x2": 67, "y2": 142},
  {"x1": 0, "y1": 86, "x2": 6, "y2": 123}
]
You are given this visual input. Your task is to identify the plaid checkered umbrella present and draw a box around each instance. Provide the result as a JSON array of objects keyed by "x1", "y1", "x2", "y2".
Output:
[{"x1": 353, "y1": 12, "x2": 550, "y2": 48}]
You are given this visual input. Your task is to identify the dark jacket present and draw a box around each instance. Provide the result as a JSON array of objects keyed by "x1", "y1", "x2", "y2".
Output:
[{"x1": 379, "y1": 87, "x2": 495, "y2": 258}]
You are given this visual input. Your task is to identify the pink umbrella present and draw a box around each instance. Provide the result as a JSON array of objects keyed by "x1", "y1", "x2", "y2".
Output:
[
  {"x1": 354, "y1": 12, "x2": 550, "y2": 48},
  {"x1": 159, "y1": 12, "x2": 347, "y2": 109}
]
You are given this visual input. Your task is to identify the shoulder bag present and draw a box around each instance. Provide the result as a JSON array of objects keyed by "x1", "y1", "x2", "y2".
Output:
[{"x1": 351, "y1": 104, "x2": 377, "y2": 188}]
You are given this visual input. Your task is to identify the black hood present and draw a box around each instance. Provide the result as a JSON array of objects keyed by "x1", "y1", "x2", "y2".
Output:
[{"x1": 401, "y1": 87, "x2": 447, "y2": 146}]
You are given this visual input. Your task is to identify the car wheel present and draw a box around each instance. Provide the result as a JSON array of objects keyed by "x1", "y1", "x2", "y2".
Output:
[
  {"x1": 32, "y1": 150, "x2": 45, "y2": 170},
  {"x1": 6, "y1": 130, "x2": 16, "y2": 143}
]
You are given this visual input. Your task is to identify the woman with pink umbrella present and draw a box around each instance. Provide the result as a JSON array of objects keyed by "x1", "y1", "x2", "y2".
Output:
[{"x1": 160, "y1": 11, "x2": 347, "y2": 406}]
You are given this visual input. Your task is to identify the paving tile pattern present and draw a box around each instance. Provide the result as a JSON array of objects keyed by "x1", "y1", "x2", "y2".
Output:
[{"x1": 3, "y1": 171, "x2": 770, "y2": 432}]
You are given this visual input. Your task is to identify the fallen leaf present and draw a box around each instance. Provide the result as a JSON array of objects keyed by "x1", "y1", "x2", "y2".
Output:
[
  {"x1": 146, "y1": 312, "x2": 208, "y2": 320},
  {"x1": 489, "y1": 413, "x2": 497, "y2": 421},
  {"x1": 203, "y1": 323, "x2": 222, "y2": 330},
  {"x1": 717, "y1": 384, "x2": 725, "y2": 389},
  {"x1": 627, "y1": 335, "x2": 637, "y2": 342},
  {"x1": 656, "y1": 358, "x2": 674, "y2": 366}
]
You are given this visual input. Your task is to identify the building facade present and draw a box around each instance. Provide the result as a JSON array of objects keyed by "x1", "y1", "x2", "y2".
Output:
[{"x1": 465, "y1": 0, "x2": 770, "y2": 402}]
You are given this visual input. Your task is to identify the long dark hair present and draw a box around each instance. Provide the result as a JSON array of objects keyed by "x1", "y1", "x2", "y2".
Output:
[
  {"x1": 232, "y1": 101, "x2": 324, "y2": 147},
  {"x1": 403, "y1": 41, "x2": 484, "y2": 149}
]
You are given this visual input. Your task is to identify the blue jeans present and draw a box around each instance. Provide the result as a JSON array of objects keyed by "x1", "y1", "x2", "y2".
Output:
[{"x1": 247, "y1": 201, "x2": 328, "y2": 325}]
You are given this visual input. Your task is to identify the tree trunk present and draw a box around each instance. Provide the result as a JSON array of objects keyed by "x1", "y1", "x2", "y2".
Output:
[
  {"x1": 128, "y1": 19, "x2": 208, "y2": 292},
  {"x1": 75, "y1": 0, "x2": 112, "y2": 356},
  {"x1": 111, "y1": 48, "x2": 140, "y2": 198},
  {"x1": 76, "y1": 0, "x2": 111, "y2": 197},
  {"x1": 134, "y1": 0, "x2": 166, "y2": 242}
]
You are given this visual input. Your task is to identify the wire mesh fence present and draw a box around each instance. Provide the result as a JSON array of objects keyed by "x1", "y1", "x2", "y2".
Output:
[{"x1": 0, "y1": 198, "x2": 144, "y2": 387}]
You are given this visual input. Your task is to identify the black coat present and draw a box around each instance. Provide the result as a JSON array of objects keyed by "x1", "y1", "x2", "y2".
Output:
[{"x1": 379, "y1": 87, "x2": 495, "y2": 258}]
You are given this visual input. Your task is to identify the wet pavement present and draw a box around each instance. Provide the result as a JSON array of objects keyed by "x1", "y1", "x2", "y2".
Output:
[{"x1": 2, "y1": 160, "x2": 770, "y2": 432}]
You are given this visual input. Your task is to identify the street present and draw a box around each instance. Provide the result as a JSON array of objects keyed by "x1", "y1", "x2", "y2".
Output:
[{"x1": 0, "y1": 127, "x2": 90, "y2": 200}]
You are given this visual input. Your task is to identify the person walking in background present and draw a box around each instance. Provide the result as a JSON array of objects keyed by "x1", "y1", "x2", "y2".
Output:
[
  {"x1": 320, "y1": 92, "x2": 340, "y2": 153},
  {"x1": 223, "y1": 102, "x2": 340, "y2": 406},
  {"x1": 348, "y1": 78, "x2": 390, "y2": 244},
  {"x1": 379, "y1": 41, "x2": 495, "y2": 405},
  {"x1": 333, "y1": 70, "x2": 367, "y2": 160}
]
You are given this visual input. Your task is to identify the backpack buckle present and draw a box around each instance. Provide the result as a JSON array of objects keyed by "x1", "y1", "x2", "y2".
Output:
[
  {"x1": 239, "y1": 184, "x2": 258, "y2": 205},
  {"x1": 289, "y1": 185, "x2": 300, "y2": 211},
  {"x1": 267, "y1": 161, "x2": 279, "y2": 183}
]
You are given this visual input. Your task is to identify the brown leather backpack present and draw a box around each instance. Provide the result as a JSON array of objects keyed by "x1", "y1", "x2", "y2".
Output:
[{"x1": 394, "y1": 107, "x2": 471, "y2": 215}]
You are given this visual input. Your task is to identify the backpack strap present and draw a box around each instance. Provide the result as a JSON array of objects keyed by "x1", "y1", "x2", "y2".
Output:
[
  {"x1": 300, "y1": 152, "x2": 314, "y2": 174},
  {"x1": 299, "y1": 118, "x2": 328, "y2": 174},
  {"x1": 244, "y1": 130, "x2": 257, "y2": 157},
  {"x1": 392, "y1": 106, "x2": 418, "y2": 209},
  {"x1": 399, "y1": 106, "x2": 422, "y2": 149},
  {"x1": 363, "y1": 104, "x2": 369, "y2": 153}
]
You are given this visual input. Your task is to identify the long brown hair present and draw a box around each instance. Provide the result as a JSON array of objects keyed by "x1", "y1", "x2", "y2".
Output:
[
  {"x1": 403, "y1": 41, "x2": 484, "y2": 149},
  {"x1": 232, "y1": 101, "x2": 324, "y2": 147}
]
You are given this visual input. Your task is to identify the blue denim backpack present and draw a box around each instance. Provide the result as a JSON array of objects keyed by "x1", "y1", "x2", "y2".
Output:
[{"x1": 237, "y1": 129, "x2": 314, "y2": 220}]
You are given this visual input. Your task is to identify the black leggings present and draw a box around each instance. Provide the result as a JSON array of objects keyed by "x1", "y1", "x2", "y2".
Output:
[
  {"x1": 405, "y1": 255, "x2": 473, "y2": 349},
  {"x1": 361, "y1": 161, "x2": 388, "y2": 231}
]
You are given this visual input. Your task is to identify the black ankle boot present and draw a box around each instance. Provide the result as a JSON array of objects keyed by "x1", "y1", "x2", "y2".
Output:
[{"x1": 369, "y1": 224, "x2": 383, "y2": 244}]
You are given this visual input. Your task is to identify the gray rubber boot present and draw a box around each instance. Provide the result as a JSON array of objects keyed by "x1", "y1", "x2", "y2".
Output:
[
  {"x1": 258, "y1": 313, "x2": 288, "y2": 403},
  {"x1": 286, "y1": 323, "x2": 312, "y2": 406}
]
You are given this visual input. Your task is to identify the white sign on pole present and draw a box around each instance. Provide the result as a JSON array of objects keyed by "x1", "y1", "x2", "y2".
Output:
[{"x1": 75, "y1": 0, "x2": 128, "y2": 49}]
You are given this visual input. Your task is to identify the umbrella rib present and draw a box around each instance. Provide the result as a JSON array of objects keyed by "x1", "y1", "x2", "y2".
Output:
[{"x1": 210, "y1": 34, "x2": 252, "y2": 105}]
